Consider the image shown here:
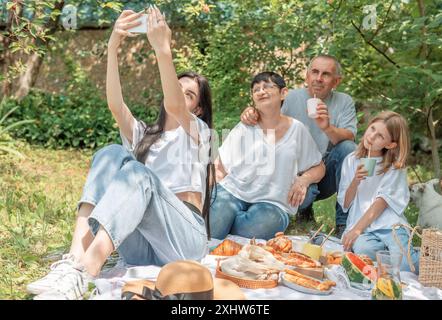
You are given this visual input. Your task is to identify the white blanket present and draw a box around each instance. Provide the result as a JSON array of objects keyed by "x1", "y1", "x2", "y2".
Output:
[{"x1": 91, "y1": 235, "x2": 442, "y2": 300}]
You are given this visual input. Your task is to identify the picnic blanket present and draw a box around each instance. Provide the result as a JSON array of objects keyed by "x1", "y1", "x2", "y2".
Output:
[{"x1": 90, "y1": 235, "x2": 442, "y2": 300}]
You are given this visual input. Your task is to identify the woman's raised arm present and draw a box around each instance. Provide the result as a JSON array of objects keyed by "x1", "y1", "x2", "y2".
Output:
[
  {"x1": 146, "y1": 6, "x2": 199, "y2": 143},
  {"x1": 106, "y1": 10, "x2": 142, "y2": 144}
]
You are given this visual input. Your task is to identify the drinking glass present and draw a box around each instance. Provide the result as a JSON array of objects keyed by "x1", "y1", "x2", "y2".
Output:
[{"x1": 371, "y1": 250, "x2": 403, "y2": 300}]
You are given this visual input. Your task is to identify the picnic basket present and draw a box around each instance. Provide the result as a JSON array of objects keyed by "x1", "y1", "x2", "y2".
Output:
[
  {"x1": 392, "y1": 223, "x2": 442, "y2": 289},
  {"x1": 215, "y1": 259, "x2": 279, "y2": 289}
]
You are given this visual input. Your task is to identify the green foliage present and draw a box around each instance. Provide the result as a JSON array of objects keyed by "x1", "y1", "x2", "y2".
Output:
[
  {"x1": 169, "y1": 0, "x2": 441, "y2": 176},
  {"x1": 0, "y1": 98, "x2": 35, "y2": 157},
  {"x1": 0, "y1": 0, "x2": 124, "y2": 89},
  {"x1": 4, "y1": 88, "x2": 158, "y2": 149},
  {"x1": 1, "y1": 0, "x2": 64, "y2": 82},
  {"x1": 4, "y1": 55, "x2": 159, "y2": 149}
]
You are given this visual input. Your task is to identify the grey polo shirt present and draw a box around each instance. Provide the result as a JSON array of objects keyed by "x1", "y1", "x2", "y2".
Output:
[{"x1": 281, "y1": 88, "x2": 357, "y2": 157}]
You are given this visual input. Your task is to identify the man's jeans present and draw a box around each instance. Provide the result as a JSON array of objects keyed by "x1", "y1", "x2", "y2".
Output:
[
  {"x1": 78, "y1": 144, "x2": 208, "y2": 266},
  {"x1": 209, "y1": 184, "x2": 290, "y2": 240},
  {"x1": 300, "y1": 140, "x2": 357, "y2": 226}
]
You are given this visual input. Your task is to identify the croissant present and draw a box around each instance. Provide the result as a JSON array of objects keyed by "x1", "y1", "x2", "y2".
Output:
[
  {"x1": 284, "y1": 268, "x2": 336, "y2": 291},
  {"x1": 211, "y1": 239, "x2": 243, "y2": 256},
  {"x1": 266, "y1": 232, "x2": 292, "y2": 253},
  {"x1": 275, "y1": 251, "x2": 321, "y2": 268}
]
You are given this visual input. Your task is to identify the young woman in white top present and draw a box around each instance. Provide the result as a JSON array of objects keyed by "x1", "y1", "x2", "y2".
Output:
[
  {"x1": 27, "y1": 7, "x2": 214, "y2": 299},
  {"x1": 338, "y1": 111, "x2": 419, "y2": 272},
  {"x1": 210, "y1": 72, "x2": 325, "y2": 240}
]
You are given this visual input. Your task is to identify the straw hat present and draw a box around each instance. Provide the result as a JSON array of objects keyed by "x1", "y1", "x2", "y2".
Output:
[{"x1": 121, "y1": 260, "x2": 246, "y2": 300}]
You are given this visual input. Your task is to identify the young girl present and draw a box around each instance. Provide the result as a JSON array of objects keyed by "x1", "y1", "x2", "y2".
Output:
[
  {"x1": 27, "y1": 7, "x2": 214, "y2": 299},
  {"x1": 338, "y1": 111, "x2": 419, "y2": 273}
]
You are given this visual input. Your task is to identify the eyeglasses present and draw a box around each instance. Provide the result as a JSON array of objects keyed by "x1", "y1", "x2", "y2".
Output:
[{"x1": 252, "y1": 83, "x2": 279, "y2": 94}]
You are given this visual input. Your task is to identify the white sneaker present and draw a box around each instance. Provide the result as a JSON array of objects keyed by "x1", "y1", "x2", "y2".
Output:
[
  {"x1": 27, "y1": 254, "x2": 76, "y2": 295},
  {"x1": 33, "y1": 264, "x2": 93, "y2": 300}
]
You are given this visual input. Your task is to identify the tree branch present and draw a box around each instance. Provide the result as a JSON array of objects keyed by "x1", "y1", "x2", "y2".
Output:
[
  {"x1": 342, "y1": 65, "x2": 389, "y2": 100},
  {"x1": 368, "y1": 0, "x2": 394, "y2": 43},
  {"x1": 426, "y1": 99, "x2": 441, "y2": 179},
  {"x1": 416, "y1": 0, "x2": 429, "y2": 60},
  {"x1": 351, "y1": 20, "x2": 400, "y2": 68}
]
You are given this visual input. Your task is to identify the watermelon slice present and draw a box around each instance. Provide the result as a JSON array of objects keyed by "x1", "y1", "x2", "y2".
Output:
[{"x1": 341, "y1": 252, "x2": 377, "y2": 284}]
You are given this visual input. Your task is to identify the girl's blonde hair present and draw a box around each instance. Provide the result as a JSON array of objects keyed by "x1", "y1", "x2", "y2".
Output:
[{"x1": 355, "y1": 111, "x2": 410, "y2": 174}]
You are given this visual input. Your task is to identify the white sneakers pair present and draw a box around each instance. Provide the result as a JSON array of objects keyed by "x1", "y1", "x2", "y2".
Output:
[{"x1": 27, "y1": 254, "x2": 93, "y2": 300}]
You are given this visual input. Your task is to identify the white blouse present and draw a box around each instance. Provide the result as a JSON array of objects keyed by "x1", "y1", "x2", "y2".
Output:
[
  {"x1": 121, "y1": 115, "x2": 211, "y2": 200},
  {"x1": 337, "y1": 152, "x2": 410, "y2": 234},
  {"x1": 218, "y1": 119, "x2": 322, "y2": 215}
]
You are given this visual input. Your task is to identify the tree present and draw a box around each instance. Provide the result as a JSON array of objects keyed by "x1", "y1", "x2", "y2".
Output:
[
  {"x1": 0, "y1": 0, "x2": 66, "y2": 99},
  {"x1": 0, "y1": 0, "x2": 125, "y2": 100},
  {"x1": 173, "y1": 0, "x2": 441, "y2": 178}
]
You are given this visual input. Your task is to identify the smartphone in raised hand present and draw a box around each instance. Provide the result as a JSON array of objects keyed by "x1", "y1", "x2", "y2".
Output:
[{"x1": 127, "y1": 14, "x2": 148, "y2": 33}]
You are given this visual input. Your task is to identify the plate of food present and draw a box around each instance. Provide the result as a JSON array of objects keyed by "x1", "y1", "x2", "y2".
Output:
[
  {"x1": 280, "y1": 269, "x2": 336, "y2": 295},
  {"x1": 275, "y1": 251, "x2": 322, "y2": 268}
]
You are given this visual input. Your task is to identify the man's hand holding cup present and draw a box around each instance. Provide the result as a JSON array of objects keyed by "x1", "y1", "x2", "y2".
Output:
[{"x1": 309, "y1": 99, "x2": 330, "y2": 131}]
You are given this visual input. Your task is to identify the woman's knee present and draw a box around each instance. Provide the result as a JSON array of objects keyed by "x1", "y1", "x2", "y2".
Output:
[
  {"x1": 249, "y1": 203, "x2": 289, "y2": 230},
  {"x1": 94, "y1": 144, "x2": 125, "y2": 157},
  {"x1": 233, "y1": 204, "x2": 288, "y2": 240},
  {"x1": 92, "y1": 144, "x2": 131, "y2": 166},
  {"x1": 211, "y1": 184, "x2": 235, "y2": 204},
  {"x1": 120, "y1": 160, "x2": 156, "y2": 187},
  {"x1": 210, "y1": 187, "x2": 241, "y2": 223},
  {"x1": 121, "y1": 159, "x2": 149, "y2": 173}
]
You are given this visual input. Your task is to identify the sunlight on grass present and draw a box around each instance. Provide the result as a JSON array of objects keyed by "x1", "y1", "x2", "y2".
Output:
[{"x1": 0, "y1": 143, "x2": 92, "y2": 299}]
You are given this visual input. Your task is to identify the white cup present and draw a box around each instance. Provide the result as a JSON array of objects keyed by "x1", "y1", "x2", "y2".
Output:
[{"x1": 307, "y1": 98, "x2": 320, "y2": 118}]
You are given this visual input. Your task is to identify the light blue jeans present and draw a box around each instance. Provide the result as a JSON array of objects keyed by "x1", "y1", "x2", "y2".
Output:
[
  {"x1": 78, "y1": 144, "x2": 208, "y2": 266},
  {"x1": 209, "y1": 184, "x2": 290, "y2": 240},
  {"x1": 352, "y1": 227, "x2": 420, "y2": 273}
]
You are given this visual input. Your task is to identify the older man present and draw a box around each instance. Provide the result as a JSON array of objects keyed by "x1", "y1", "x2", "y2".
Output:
[{"x1": 241, "y1": 55, "x2": 357, "y2": 238}]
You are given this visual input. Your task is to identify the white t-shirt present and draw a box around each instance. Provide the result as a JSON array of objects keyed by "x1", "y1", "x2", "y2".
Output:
[
  {"x1": 218, "y1": 118, "x2": 322, "y2": 215},
  {"x1": 337, "y1": 153, "x2": 410, "y2": 234},
  {"x1": 120, "y1": 115, "x2": 211, "y2": 200}
]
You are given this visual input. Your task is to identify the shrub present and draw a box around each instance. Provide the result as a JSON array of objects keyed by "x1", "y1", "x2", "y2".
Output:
[
  {"x1": 4, "y1": 90, "x2": 158, "y2": 150},
  {"x1": 0, "y1": 98, "x2": 35, "y2": 157}
]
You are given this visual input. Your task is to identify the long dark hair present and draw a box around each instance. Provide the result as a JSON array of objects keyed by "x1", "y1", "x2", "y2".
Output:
[{"x1": 134, "y1": 72, "x2": 215, "y2": 239}]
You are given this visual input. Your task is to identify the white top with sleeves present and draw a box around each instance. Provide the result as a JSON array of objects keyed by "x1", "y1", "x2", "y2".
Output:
[
  {"x1": 120, "y1": 114, "x2": 211, "y2": 200},
  {"x1": 337, "y1": 152, "x2": 409, "y2": 234},
  {"x1": 218, "y1": 118, "x2": 322, "y2": 215}
]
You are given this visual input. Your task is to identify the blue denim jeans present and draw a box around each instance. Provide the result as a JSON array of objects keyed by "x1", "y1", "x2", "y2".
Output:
[
  {"x1": 352, "y1": 227, "x2": 420, "y2": 273},
  {"x1": 78, "y1": 144, "x2": 208, "y2": 266},
  {"x1": 209, "y1": 184, "x2": 290, "y2": 240},
  {"x1": 300, "y1": 140, "x2": 357, "y2": 226}
]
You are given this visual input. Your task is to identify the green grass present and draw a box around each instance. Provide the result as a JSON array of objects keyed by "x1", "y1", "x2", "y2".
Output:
[
  {"x1": 0, "y1": 142, "x2": 92, "y2": 299},
  {"x1": 0, "y1": 141, "x2": 431, "y2": 299}
]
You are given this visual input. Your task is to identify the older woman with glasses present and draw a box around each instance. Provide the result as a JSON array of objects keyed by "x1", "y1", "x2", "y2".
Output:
[{"x1": 209, "y1": 72, "x2": 325, "y2": 240}]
